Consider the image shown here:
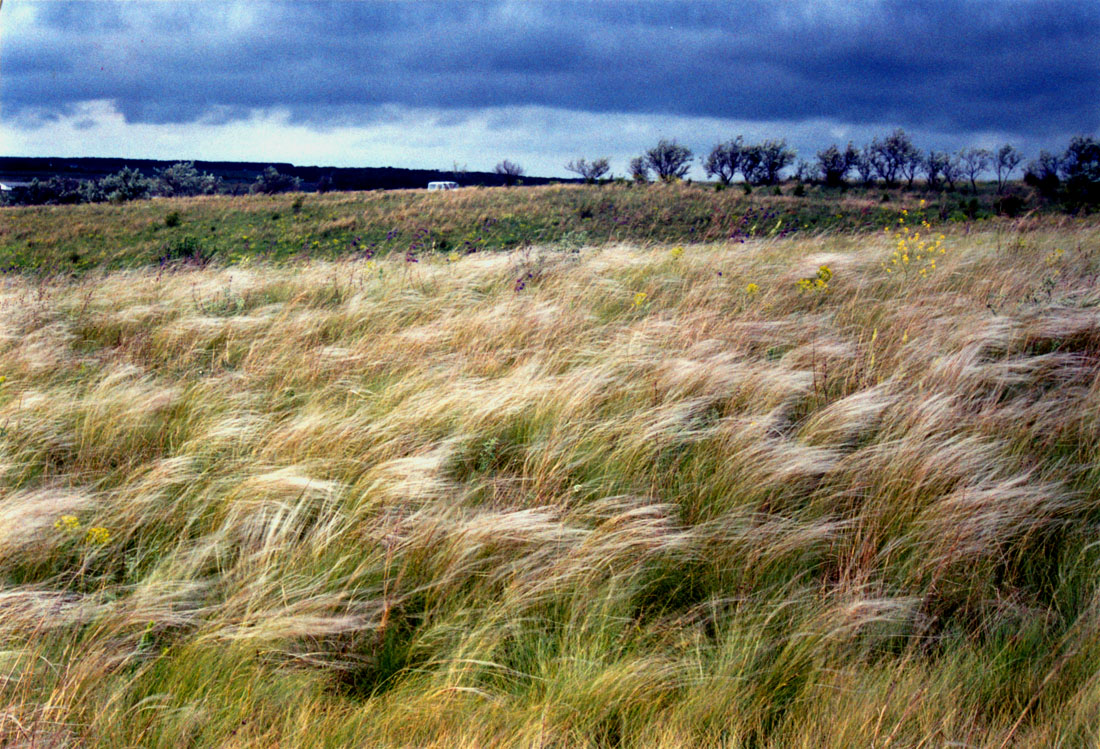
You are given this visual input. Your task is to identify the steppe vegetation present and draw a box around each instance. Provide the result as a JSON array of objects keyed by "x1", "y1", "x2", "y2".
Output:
[
  {"x1": 0, "y1": 180, "x2": 1060, "y2": 275},
  {"x1": 1, "y1": 184, "x2": 1100, "y2": 745}
]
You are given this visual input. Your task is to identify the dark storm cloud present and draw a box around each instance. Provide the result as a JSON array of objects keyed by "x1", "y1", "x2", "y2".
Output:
[{"x1": 5, "y1": 0, "x2": 1098, "y2": 138}]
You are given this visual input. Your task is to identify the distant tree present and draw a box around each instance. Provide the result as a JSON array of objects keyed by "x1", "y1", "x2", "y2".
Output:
[
  {"x1": 900, "y1": 146, "x2": 924, "y2": 188},
  {"x1": 994, "y1": 144, "x2": 1023, "y2": 193},
  {"x1": 754, "y1": 139, "x2": 796, "y2": 185},
  {"x1": 870, "y1": 129, "x2": 918, "y2": 186},
  {"x1": 794, "y1": 159, "x2": 816, "y2": 183},
  {"x1": 854, "y1": 147, "x2": 877, "y2": 186},
  {"x1": 738, "y1": 144, "x2": 765, "y2": 185},
  {"x1": 629, "y1": 156, "x2": 650, "y2": 183},
  {"x1": 79, "y1": 179, "x2": 105, "y2": 203},
  {"x1": 940, "y1": 152, "x2": 963, "y2": 191},
  {"x1": 1024, "y1": 151, "x2": 1061, "y2": 197},
  {"x1": 643, "y1": 139, "x2": 693, "y2": 182},
  {"x1": 156, "y1": 161, "x2": 220, "y2": 197},
  {"x1": 11, "y1": 176, "x2": 87, "y2": 205},
  {"x1": 816, "y1": 142, "x2": 858, "y2": 187},
  {"x1": 923, "y1": 151, "x2": 950, "y2": 191},
  {"x1": 565, "y1": 157, "x2": 610, "y2": 183},
  {"x1": 99, "y1": 167, "x2": 155, "y2": 202},
  {"x1": 1059, "y1": 135, "x2": 1100, "y2": 203},
  {"x1": 703, "y1": 137, "x2": 744, "y2": 185},
  {"x1": 316, "y1": 174, "x2": 334, "y2": 193},
  {"x1": 493, "y1": 159, "x2": 525, "y2": 184},
  {"x1": 251, "y1": 166, "x2": 302, "y2": 195},
  {"x1": 958, "y1": 148, "x2": 992, "y2": 193}
]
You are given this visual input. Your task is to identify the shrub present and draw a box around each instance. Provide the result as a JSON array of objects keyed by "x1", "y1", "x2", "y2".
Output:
[
  {"x1": 816, "y1": 143, "x2": 858, "y2": 187},
  {"x1": 156, "y1": 162, "x2": 220, "y2": 197},
  {"x1": 642, "y1": 139, "x2": 693, "y2": 182},
  {"x1": 994, "y1": 194, "x2": 1027, "y2": 217},
  {"x1": 160, "y1": 235, "x2": 212, "y2": 264},
  {"x1": 251, "y1": 166, "x2": 303, "y2": 195},
  {"x1": 7, "y1": 176, "x2": 91, "y2": 205},
  {"x1": 98, "y1": 167, "x2": 155, "y2": 202}
]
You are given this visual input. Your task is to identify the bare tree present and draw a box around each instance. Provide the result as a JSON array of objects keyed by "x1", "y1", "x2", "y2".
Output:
[
  {"x1": 643, "y1": 139, "x2": 693, "y2": 182},
  {"x1": 959, "y1": 147, "x2": 992, "y2": 193},
  {"x1": 629, "y1": 156, "x2": 650, "y2": 183},
  {"x1": 994, "y1": 145, "x2": 1022, "y2": 193},
  {"x1": 494, "y1": 160, "x2": 525, "y2": 184},
  {"x1": 565, "y1": 158, "x2": 611, "y2": 183},
  {"x1": 703, "y1": 138, "x2": 744, "y2": 185}
]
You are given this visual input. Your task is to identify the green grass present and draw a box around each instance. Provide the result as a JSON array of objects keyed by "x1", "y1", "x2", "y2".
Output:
[
  {"x1": 0, "y1": 191, "x2": 1099, "y2": 745},
  {"x1": 0, "y1": 181, "x2": 1029, "y2": 273}
]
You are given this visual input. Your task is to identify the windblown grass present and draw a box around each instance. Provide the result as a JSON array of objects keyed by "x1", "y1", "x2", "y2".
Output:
[{"x1": 2, "y1": 214, "x2": 1100, "y2": 746}]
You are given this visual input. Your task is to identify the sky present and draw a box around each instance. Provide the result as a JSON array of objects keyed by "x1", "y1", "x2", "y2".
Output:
[{"x1": 2, "y1": 0, "x2": 1098, "y2": 178}]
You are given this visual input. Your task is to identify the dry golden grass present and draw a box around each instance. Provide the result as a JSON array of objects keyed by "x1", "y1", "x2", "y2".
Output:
[{"x1": 1, "y1": 216, "x2": 1099, "y2": 746}]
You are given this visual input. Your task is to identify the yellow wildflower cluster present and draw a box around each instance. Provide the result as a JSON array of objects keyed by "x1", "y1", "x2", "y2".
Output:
[
  {"x1": 54, "y1": 515, "x2": 110, "y2": 545},
  {"x1": 54, "y1": 515, "x2": 81, "y2": 532},
  {"x1": 796, "y1": 265, "x2": 832, "y2": 292},
  {"x1": 669, "y1": 246, "x2": 684, "y2": 259},
  {"x1": 883, "y1": 208, "x2": 946, "y2": 278},
  {"x1": 745, "y1": 283, "x2": 760, "y2": 295},
  {"x1": 632, "y1": 292, "x2": 648, "y2": 308},
  {"x1": 1044, "y1": 248, "x2": 1065, "y2": 268},
  {"x1": 85, "y1": 527, "x2": 111, "y2": 545}
]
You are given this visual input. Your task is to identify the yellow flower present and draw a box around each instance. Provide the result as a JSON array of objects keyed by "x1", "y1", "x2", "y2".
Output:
[
  {"x1": 745, "y1": 283, "x2": 760, "y2": 295},
  {"x1": 54, "y1": 515, "x2": 81, "y2": 532},
  {"x1": 85, "y1": 527, "x2": 110, "y2": 545},
  {"x1": 632, "y1": 292, "x2": 648, "y2": 308},
  {"x1": 669, "y1": 246, "x2": 684, "y2": 259}
]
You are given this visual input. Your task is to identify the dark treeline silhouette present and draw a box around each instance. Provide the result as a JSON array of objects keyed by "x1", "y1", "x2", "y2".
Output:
[
  {"x1": 4, "y1": 132, "x2": 1098, "y2": 210},
  {"x1": 0, "y1": 157, "x2": 566, "y2": 206}
]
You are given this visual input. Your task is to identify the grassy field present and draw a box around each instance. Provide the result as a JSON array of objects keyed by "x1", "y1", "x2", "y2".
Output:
[
  {"x1": 0, "y1": 181, "x2": 1027, "y2": 273},
  {"x1": 2, "y1": 189, "x2": 1100, "y2": 746}
]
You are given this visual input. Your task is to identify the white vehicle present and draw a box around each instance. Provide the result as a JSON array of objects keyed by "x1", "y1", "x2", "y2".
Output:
[{"x1": 427, "y1": 181, "x2": 459, "y2": 191}]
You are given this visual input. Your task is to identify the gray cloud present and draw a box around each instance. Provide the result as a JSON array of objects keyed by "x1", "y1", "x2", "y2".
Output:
[{"x1": 4, "y1": 0, "x2": 1098, "y2": 145}]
